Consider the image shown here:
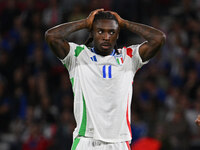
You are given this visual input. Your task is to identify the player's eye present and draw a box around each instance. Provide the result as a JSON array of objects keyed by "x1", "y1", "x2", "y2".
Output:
[
  {"x1": 110, "y1": 31, "x2": 115, "y2": 35},
  {"x1": 98, "y1": 30, "x2": 103, "y2": 34}
]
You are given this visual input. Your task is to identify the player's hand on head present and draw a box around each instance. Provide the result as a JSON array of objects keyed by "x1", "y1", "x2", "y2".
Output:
[
  {"x1": 107, "y1": 11, "x2": 124, "y2": 28},
  {"x1": 195, "y1": 115, "x2": 200, "y2": 126},
  {"x1": 86, "y1": 8, "x2": 104, "y2": 30}
]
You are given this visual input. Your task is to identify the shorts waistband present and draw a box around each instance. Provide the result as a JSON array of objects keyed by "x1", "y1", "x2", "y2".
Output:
[{"x1": 77, "y1": 136, "x2": 112, "y2": 147}]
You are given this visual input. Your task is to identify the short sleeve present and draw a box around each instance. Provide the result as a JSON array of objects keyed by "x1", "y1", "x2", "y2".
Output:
[
  {"x1": 126, "y1": 42, "x2": 149, "y2": 71},
  {"x1": 59, "y1": 42, "x2": 79, "y2": 72}
]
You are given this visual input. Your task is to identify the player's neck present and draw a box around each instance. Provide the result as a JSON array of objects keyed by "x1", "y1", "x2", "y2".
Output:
[{"x1": 91, "y1": 48, "x2": 115, "y2": 56}]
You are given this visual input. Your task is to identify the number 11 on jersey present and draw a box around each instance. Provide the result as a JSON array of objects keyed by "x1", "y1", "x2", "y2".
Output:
[{"x1": 102, "y1": 65, "x2": 112, "y2": 79}]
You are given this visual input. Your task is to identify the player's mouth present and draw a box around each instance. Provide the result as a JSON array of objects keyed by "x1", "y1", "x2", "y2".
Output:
[{"x1": 101, "y1": 43, "x2": 111, "y2": 49}]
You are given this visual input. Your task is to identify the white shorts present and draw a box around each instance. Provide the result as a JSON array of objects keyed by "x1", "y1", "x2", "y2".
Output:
[{"x1": 71, "y1": 137, "x2": 131, "y2": 150}]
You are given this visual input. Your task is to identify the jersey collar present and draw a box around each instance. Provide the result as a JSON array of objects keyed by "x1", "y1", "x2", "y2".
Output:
[{"x1": 91, "y1": 48, "x2": 115, "y2": 56}]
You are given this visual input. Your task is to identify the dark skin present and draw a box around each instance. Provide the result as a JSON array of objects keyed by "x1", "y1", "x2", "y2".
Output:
[
  {"x1": 45, "y1": 9, "x2": 166, "y2": 62},
  {"x1": 92, "y1": 19, "x2": 119, "y2": 56},
  {"x1": 195, "y1": 115, "x2": 200, "y2": 127}
]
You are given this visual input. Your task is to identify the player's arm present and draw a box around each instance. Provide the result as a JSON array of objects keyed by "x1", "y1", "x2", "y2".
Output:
[
  {"x1": 45, "y1": 9, "x2": 104, "y2": 59},
  {"x1": 195, "y1": 115, "x2": 200, "y2": 126},
  {"x1": 110, "y1": 12, "x2": 166, "y2": 62}
]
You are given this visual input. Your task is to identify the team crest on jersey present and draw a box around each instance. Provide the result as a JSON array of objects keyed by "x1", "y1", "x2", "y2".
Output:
[{"x1": 114, "y1": 54, "x2": 124, "y2": 65}]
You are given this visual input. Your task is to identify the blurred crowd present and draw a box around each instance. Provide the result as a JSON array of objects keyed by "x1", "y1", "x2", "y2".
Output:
[{"x1": 0, "y1": 0, "x2": 200, "y2": 150}]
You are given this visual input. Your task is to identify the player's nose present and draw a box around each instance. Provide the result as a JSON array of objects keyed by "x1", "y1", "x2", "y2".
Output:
[{"x1": 103, "y1": 32, "x2": 110, "y2": 40}]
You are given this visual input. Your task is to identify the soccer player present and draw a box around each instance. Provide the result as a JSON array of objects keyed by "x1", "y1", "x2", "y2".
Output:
[
  {"x1": 195, "y1": 115, "x2": 200, "y2": 126},
  {"x1": 45, "y1": 9, "x2": 166, "y2": 150}
]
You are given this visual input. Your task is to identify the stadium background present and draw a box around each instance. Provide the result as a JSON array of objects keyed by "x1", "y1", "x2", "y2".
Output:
[{"x1": 0, "y1": 0, "x2": 200, "y2": 149}]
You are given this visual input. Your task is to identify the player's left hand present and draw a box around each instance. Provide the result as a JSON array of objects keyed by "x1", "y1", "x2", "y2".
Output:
[
  {"x1": 195, "y1": 115, "x2": 200, "y2": 126},
  {"x1": 107, "y1": 11, "x2": 125, "y2": 28}
]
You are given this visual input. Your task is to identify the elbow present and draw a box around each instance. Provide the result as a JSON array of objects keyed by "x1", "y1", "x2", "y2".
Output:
[
  {"x1": 152, "y1": 32, "x2": 166, "y2": 49},
  {"x1": 45, "y1": 30, "x2": 53, "y2": 43},
  {"x1": 45, "y1": 29, "x2": 64, "y2": 44},
  {"x1": 45, "y1": 29, "x2": 59, "y2": 45},
  {"x1": 158, "y1": 32, "x2": 166, "y2": 46},
  {"x1": 160, "y1": 32, "x2": 166, "y2": 44}
]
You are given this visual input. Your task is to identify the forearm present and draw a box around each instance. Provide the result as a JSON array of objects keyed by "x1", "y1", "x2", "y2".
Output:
[
  {"x1": 120, "y1": 19, "x2": 166, "y2": 61},
  {"x1": 45, "y1": 8, "x2": 104, "y2": 39},
  {"x1": 45, "y1": 9, "x2": 103, "y2": 59},
  {"x1": 121, "y1": 19, "x2": 165, "y2": 45},
  {"x1": 45, "y1": 19, "x2": 88, "y2": 59},
  {"x1": 45, "y1": 19, "x2": 88, "y2": 40}
]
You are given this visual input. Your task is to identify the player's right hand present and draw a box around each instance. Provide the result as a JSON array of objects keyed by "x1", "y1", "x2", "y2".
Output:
[{"x1": 86, "y1": 8, "x2": 104, "y2": 30}]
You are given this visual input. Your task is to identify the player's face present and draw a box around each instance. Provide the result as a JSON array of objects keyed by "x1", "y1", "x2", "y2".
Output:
[{"x1": 92, "y1": 19, "x2": 119, "y2": 56}]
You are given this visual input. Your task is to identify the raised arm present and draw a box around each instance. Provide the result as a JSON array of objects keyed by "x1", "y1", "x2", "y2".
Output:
[
  {"x1": 45, "y1": 9, "x2": 104, "y2": 59},
  {"x1": 110, "y1": 12, "x2": 166, "y2": 62}
]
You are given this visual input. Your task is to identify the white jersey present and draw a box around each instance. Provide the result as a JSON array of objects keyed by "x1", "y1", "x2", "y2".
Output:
[{"x1": 60, "y1": 42, "x2": 148, "y2": 143}]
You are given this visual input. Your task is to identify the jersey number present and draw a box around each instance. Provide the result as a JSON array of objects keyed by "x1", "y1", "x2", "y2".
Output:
[{"x1": 102, "y1": 65, "x2": 112, "y2": 78}]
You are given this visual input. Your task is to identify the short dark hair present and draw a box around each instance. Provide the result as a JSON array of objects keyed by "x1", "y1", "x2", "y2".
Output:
[
  {"x1": 85, "y1": 11, "x2": 119, "y2": 53},
  {"x1": 93, "y1": 11, "x2": 118, "y2": 25}
]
